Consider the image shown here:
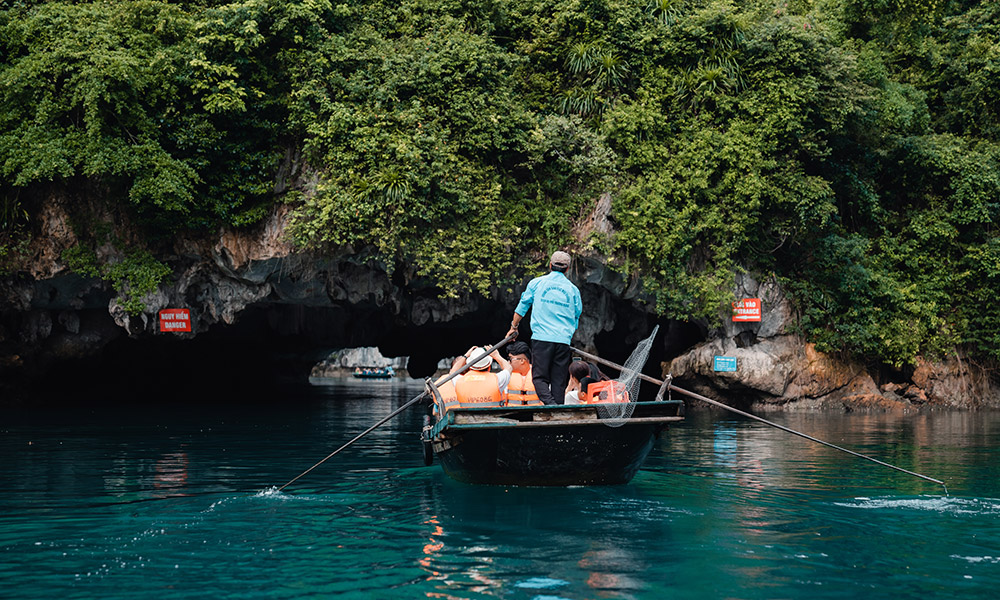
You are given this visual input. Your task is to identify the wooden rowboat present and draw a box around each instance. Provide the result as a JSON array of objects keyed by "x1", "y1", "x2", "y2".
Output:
[{"x1": 420, "y1": 390, "x2": 685, "y2": 486}]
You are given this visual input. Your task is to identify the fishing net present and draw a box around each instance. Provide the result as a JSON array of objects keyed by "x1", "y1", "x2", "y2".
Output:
[{"x1": 595, "y1": 325, "x2": 658, "y2": 427}]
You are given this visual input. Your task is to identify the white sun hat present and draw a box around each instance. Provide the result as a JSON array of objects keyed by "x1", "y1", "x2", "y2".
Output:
[{"x1": 467, "y1": 347, "x2": 493, "y2": 371}]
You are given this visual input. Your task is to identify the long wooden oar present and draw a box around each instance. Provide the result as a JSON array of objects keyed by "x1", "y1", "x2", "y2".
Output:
[
  {"x1": 571, "y1": 346, "x2": 948, "y2": 494},
  {"x1": 278, "y1": 333, "x2": 516, "y2": 492}
]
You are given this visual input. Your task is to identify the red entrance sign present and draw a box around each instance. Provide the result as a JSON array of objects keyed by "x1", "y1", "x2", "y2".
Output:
[
  {"x1": 732, "y1": 298, "x2": 762, "y2": 322},
  {"x1": 159, "y1": 309, "x2": 192, "y2": 332}
]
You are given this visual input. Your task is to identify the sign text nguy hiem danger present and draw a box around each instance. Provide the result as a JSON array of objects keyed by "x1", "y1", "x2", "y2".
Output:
[{"x1": 159, "y1": 309, "x2": 192, "y2": 333}]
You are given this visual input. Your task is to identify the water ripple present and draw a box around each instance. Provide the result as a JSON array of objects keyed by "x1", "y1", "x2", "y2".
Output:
[
  {"x1": 834, "y1": 496, "x2": 1000, "y2": 515},
  {"x1": 7, "y1": 386, "x2": 1000, "y2": 598},
  {"x1": 951, "y1": 554, "x2": 1000, "y2": 564}
]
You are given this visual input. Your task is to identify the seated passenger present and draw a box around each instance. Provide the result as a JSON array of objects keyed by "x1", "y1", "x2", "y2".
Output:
[
  {"x1": 564, "y1": 359, "x2": 609, "y2": 404},
  {"x1": 431, "y1": 357, "x2": 462, "y2": 415},
  {"x1": 580, "y1": 378, "x2": 629, "y2": 404},
  {"x1": 505, "y1": 341, "x2": 542, "y2": 406},
  {"x1": 451, "y1": 346, "x2": 512, "y2": 407},
  {"x1": 576, "y1": 376, "x2": 599, "y2": 403}
]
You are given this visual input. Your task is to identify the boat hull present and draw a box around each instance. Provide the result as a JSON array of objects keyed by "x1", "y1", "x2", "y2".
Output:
[{"x1": 426, "y1": 402, "x2": 683, "y2": 486}]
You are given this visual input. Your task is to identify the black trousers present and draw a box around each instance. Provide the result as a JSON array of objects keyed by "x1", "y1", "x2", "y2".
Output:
[{"x1": 531, "y1": 340, "x2": 572, "y2": 405}]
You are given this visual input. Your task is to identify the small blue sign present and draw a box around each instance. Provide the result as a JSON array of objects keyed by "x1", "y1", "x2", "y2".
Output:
[{"x1": 714, "y1": 356, "x2": 737, "y2": 372}]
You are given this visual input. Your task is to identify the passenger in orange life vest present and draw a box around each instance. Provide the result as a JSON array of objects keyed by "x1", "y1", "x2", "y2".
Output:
[
  {"x1": 504, "y1": 341, "x2": 542, "y2": 406},
  {"x1": 432, "y1": 357, "x2": 462, "y2": 415},
  {"x1": 450, "y1": 346, "x2": 512, "y2": 407}
]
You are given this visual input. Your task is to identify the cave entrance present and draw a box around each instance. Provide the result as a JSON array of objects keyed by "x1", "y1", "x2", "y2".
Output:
[{"x1": 26, "y1": 298, "x2": 707, "y2": 405}]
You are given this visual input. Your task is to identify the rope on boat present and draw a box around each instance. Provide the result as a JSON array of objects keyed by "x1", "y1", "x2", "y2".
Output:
[
  {"x1": 571, "y1": 346, "x2": 949, "y2": 495},
  {"x1": 277, "y1": 333, "x2": 516, "y2": 492}
]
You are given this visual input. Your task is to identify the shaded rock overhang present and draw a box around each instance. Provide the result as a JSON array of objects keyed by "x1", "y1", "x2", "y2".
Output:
[
  {"x1": 0, "y1": 192, "x2": 706, "y2": 403},
  {"x1": 1, "y1": 259, "x2": 706, "y2": 404},
  {"x1": 6, "y1": 190, "x2": 998, "y2": 409}
]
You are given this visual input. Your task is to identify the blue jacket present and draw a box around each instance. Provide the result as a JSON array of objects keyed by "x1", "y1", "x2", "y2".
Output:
[{"x1": 515, "y1": 271, "x2": 582, "y2": 345}]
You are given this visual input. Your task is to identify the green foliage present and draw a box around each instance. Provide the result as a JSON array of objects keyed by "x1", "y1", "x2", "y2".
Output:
[
  {"x1": 0, "y1": 0, "x2": 315, "y2": 229},
  {"x1": 61, "y1": 244, "x2": 101, "y2": 279},
  {"x1": 285, "y1": 3, "x2": 615, "y2": 294},
  {"x1": 915, "y1": 2, "x2": 1000, "y2": 139},
  {"x1": 604, "y1": 7, "x2": 847, "y2": 319},
  {"x1": 104, "y1": 248, "x2": 172, "y2": 316},
  {"x1": 597, "y1": 0, "x2": 1000, "y2": 366},
  {"x1": 3, "y1": 0, "x2": 1000, "y2": 369},
  {"x1": 0, "y1": 187, "x2": 30, "y2": 274},
  {"x1": 786, "y1": 234, "x2": 958, "y2": 367},
  {"x1": 62, "y1": 239, "x2": 171, "y2": 316}
]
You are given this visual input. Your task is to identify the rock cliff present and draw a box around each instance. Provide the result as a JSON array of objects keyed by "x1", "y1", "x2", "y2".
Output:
[
  {"x1": 309, "y1": 347, "x2": 410, "y2": 378},
  {"x1": 2, "y1": 194, "x2": 996, "y2": 409},
  {"x1": 667, "y1": 274, "x2": 1000, "y2": 410},
  {"x1": 0, "y1": 193, "x2": 677, "y2": 401}
]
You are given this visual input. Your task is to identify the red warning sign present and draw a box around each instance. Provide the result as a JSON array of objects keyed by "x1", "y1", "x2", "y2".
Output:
[
  {"x1": 732, "y1": 298, "x2": 761, "y2": 322},
  {"x1": 159, "y1": 309, "x2": 192, "y2": 332}
]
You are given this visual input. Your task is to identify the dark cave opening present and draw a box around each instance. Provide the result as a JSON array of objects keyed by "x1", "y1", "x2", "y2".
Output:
[{"x1": 22, "y1": 299, "x2": 708, "y2": 405}]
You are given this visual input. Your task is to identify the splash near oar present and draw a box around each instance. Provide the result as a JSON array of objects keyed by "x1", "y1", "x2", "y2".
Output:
[
  {"x1": 570, "y1": 346, "x2": 949, "y2": 495},
  {"x1": 277, "y1": 334, "x2": 516, "y2": 492}
]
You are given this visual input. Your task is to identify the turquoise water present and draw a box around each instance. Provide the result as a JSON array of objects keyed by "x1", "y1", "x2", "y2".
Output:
[{"x1": 3, "y1": 378, "x2": 1000, "y2": 599}]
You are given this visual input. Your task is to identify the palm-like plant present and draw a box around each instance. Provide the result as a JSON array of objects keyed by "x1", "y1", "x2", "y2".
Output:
[
  {"x1": 674, "y1": 67, "x2": 700, "y2": 109},
  {"x1": 557, "y1": 88, "x2": 602, "y2": 116},
  {"x1": 565, "y1": 42, "x2": 597, "y2": 75},
  {"x1": 648, "y1": 0, "x2": 684, "y2": 26},
  {"x1": 375, "y1": 167, "x2": 411, "y2": 203},
  {"x1": 696, "y1": 66, "x2": 726, "y2": 93},
  {"x1": 352, "y1": 177, "x2": 375, "y2": 200},
  {"x1": 594, "y1": 51, "x2": 629, "y2": 90},
  {"x1": 557, "y1": 43, "x2": 628, "y2": 117}
]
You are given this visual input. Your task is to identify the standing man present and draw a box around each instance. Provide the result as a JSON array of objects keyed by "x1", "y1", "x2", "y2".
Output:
[{"x1": 506, "y1": 251, "x2": 582, "y2": 405}]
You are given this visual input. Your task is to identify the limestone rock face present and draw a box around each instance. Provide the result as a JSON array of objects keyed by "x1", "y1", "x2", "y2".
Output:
[
  {"x1": 667, "y1": 273, "x2": 1000, "y2": 410},
  {"x1": 3, "y1": 195, "x2": 998, "y2": 409},
  {"x1": 910, "y1": 356, "x2": 1000, "y2": 409},
  {"x1": 309, "y1": 347, "x2": 409, "y2": 378},
  {"x1": 669, "y1": 335, "x2": 900, "y2": 411},
  {"x1": 0, "y1": 196, "x2": 667, "y2": 396}
]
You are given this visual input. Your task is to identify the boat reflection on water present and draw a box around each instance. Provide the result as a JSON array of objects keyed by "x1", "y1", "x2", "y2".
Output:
[
  {"x1": 414, "y1": 478, "x2": 669, "y2": 598},
  {"x1": 580, "y1": 545, "x2": 643, "y2": 594},
  {"x1": 153, "y1": 451, "x2": 189, "y2": 494},
  {"x1": 97, "y1": 447, "x2": 192, "y2": 503},
  {"x1": 419, "y1": 512, "x2": 506, "y2": 597}
]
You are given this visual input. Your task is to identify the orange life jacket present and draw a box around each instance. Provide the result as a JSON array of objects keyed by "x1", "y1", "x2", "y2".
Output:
[
  {"x1": 432, "y1": 378, "x2": 460, "y2": 415},
  {"x1": 455, "y1": 371, "x2": 504, "y2": 407},
  {"x1": 581, "y1": 380, "x2": 630, "y2": 404},
  {"x1": 505, "y1": 368, "x2": 542, "y2": 406}
]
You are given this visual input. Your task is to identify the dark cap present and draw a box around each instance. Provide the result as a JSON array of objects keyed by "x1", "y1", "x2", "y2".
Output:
[{"x1": 550, "y1": 251, "x2": 571, "y2": 268}]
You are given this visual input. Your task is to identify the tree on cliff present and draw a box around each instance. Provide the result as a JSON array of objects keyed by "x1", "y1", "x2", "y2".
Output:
[{"x1": 0, "y1": 0, "x2": 998, "y2": 370}]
